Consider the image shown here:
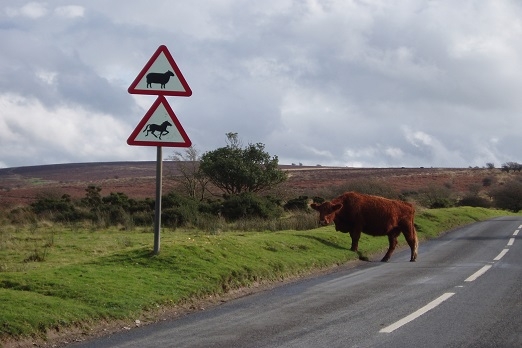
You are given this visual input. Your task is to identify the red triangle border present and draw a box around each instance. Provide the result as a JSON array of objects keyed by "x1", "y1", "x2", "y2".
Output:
[
  {"x1": 128, "y1": 45, "x2": 192, "y2": 97},
  {"x1": 127, "y1": 96, "x2": 192, "y2": 147}
]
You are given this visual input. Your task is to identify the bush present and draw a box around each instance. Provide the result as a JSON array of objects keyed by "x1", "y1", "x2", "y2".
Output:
[
  {"x1": 30, "y1": 194, "x2": 83, "y2": 222},
  {"x1": 161, "y1": 192, "x2": 205, "y2": 228},
  {"x1": 490, "y1": 179, "x2": 522, "y2": 212},
  {"x1": 417, "y1": 185, "x2": 456, "y2": 209},
  {"x1": 132, "y1": 211, "x2": 154, "y2": 226},
  {"x1": 162, "y1": 206, "x2": 196, "y2": 228},
  {"x1": 220, "y1": 192, "x2": 283, "y2": 221},
  {"x1": 458, "y1": 195, "x2": 492, "y2": 208},
  {"x1": 284, "y1": 196, "x2": 310, "y2": 211},
  {"x1": 482, "y1": 177, "x2": 494, "y2": 187}
]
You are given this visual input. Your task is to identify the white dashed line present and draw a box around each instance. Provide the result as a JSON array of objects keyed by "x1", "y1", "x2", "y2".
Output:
[
  {"x1": 380, "y1": 293, "x2": 455, "y2": 333},
  {"x1": 380, "y1": 223, "x2": 519, "y2": 335},
  {"x1": 494, "y1": 249, "x2": 509, "y2": 261},
  {"x1": 465, "y1": 265, "x2": 492, "y2": 282}
]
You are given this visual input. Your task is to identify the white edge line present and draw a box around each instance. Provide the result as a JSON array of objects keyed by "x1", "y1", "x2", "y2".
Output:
[
  {"x1": 494, "y1": 249, "x2": 509, "y2": 261},
  {"x1": 380, "y1": 293, "x2": 455, "y2": 333},
  {"x1": 508, "y1": 238, "x2": 515, "y2": 246},
  {"x1": 465, "y1": 265, "x2": 492, "y2": 282}
]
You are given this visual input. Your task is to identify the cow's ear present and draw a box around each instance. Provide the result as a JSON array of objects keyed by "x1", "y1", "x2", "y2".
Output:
[
  {"x1": 332, "y1": 203, "x2": 343, "y2": 212},
  {"x1": 310, "y1": 203, "x2": 320, "y2": 211}
]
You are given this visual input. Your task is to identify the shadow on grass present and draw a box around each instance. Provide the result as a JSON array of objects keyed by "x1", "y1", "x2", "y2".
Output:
[
  {"x1": 296, "y1": 234, "x2": 349, "y2": 250},
  {"x1": 357, "y1": 251, "x2": 370, "y2": 261},
  {"x1": 297, "y1": 234, "x2": 371, "y2": 261}
]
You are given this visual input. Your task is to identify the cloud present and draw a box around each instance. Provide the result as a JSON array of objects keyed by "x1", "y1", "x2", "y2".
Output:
[
  {"x1": 0, "y1": 94, "x2": 152, "y2": 167},
  {"x1": 54, "y1": 6, "x2": 85, "y2": 18},
  {"x1": 6, "y1": 2, "x2": 48, "y2": 19},
  {"x1": 1, "y1": 0, "x2": 522, "y2": 169}
]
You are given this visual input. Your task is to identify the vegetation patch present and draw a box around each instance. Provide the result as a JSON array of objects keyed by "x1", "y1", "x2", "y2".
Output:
[{"x1": 0, "y1": 207, "x2": 518, "y2": 344}]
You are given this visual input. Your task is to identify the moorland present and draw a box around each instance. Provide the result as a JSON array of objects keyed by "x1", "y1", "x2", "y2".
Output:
[{"x1": 1, "y1": 162, "x2": 521, "y2": 347}]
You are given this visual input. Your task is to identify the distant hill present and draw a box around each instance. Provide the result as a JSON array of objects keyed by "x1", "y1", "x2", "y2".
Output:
[{"x1": 0, "y1": 161, "x2": 505, "y2": 207}]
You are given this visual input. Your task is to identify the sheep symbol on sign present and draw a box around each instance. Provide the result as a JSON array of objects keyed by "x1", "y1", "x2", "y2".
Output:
[{"x1": 146, "y1": 70, "x2": 175, "y2": 89}]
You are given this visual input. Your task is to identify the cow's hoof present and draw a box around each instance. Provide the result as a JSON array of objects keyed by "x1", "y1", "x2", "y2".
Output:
[
  {"x1": 380, "y1": 258, "x2": 390, "y2": 262},
  {"x1": 410, "y1": 259, "x2": 417, "y2": 262}
]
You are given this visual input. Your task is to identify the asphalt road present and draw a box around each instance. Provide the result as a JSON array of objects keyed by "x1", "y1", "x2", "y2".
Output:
[{"x1": 72, "y1": 216, "x2": 522, "y2": 348}]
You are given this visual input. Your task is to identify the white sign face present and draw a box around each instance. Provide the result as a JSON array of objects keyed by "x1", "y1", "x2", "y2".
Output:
[
  {"x1": 127, "y1": 96, "x2": 191, "y2": 147},
  {"x1": 128, "y1": 45, "x2": 192, "y2": 96},
  {"x1": 134, "y1": 104, "x2": 183, "y2": 142}
]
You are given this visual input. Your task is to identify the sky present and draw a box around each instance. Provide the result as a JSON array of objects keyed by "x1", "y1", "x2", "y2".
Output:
[{"x1": 1, "y1": 0, "x2": 522, "y2": 169}]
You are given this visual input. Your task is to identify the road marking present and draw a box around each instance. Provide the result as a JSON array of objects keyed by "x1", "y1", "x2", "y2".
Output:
[
  {"x1": 465, "y1": 265, "x2": 492, "y2": 282},
  {"x1": 380, "y1": 293, "x2": 455, "y2": 333},
  {"x1": 494, "y1": 249, "x2": 509, "y2": 261},
  {"x1": 380, "y1": 224, "x2": 520, "y2": 335}
]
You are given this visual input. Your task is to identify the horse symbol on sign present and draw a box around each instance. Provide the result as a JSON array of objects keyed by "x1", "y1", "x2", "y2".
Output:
[{"x1": 143, "y1": 121, "x2": 172, "y2": 140}]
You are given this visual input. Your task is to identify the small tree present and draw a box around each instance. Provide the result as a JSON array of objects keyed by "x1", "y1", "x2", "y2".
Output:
[
  {"x1": 199, "y1": 133, "x2": 288, "y2": 195},
  {"x1": 167, "y1": 146, "x2": 209, "y2": 201},
  {"x1": 501, "y1": 162, "x2": 522, "y2": 173},
  {"x1": 82, "y1": 185, "x2": 102, "y2": 210}
]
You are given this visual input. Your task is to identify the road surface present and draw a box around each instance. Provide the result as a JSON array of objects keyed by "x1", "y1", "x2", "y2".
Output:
[{"x1": 72, "y1": 216, "x2": 522, "y2": 347}]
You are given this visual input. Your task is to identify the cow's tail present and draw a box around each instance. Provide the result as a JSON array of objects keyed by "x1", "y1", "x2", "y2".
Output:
[
  {"x1": 411, "y1": 215, "x2": 418, "y2": 261},
  {"x1": 142, "y1": 125, "x2": 149, "y2": 133}
]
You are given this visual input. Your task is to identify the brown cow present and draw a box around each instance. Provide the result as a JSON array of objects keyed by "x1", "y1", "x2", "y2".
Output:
[{"x1": 311, "y1": 192, "x2": 418, "y2": 262}]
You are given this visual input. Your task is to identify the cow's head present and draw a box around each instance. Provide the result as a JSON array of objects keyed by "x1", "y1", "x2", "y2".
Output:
[{"x1": 310, "y1": 201, "x2": 343, "y2": 226}]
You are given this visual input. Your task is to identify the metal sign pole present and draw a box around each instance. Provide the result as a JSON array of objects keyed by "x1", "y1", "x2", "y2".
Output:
[{"x1": 153, "y1": 146, "x2": 163, "y2": 255}]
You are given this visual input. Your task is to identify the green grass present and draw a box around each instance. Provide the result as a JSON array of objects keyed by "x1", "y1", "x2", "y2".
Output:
[{"x1": 0, "y1": 207, "x2": 519, "y2": 344}]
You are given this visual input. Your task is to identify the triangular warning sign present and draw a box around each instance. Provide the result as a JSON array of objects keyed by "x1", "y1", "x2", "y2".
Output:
[
  {"x1": 128, "y1": 45, "x2": 192, "y2": 96},
  {"x1": 127, "y1": 96, "x2": 192, "y2": 147}
]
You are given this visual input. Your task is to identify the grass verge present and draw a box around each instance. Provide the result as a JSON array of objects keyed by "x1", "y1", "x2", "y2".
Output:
[{"x1": 0, "y1": 207, "x2": 519, "y2": 345}]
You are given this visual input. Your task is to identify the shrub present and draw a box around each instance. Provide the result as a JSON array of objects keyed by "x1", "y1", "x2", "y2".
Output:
[
  {"x1": 132, "y1": 211, "x2": 154, "y2": 226},
  {"x1": 161, "y1": 192, "x2": 203, "y2": 228},
  {"x1": 458, "y1": 195, "x2": 492, "y2": 208},
  {"x1": 162, "y1": 206, "x2": 196, "y2": 228},
  {"x1": 30, "y1": 194, "x2": 82, "y2": 222},
  {"x1": 490, "y1": 179, "x2": 522, "y2": 212},
  {"x1": 220, "y1": 192, "x2": 283, "y2": 221},
  {"x1": 482, "y1": 177, "x2": 494, "y2": 187},
  {"x1": 417, "y1": 185, "x2": 456, "y2": 209},
  {"x1": 284, "y1": 196, "x2": 310, "y2": 211}
]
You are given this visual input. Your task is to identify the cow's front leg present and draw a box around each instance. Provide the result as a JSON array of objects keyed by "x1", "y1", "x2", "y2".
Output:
[
  {"x1": 381, "y1": 231, "x2": 400, "y2": 262},
  {"x1": 349, "y1": 231, "x2": 360, "y2": 252}
]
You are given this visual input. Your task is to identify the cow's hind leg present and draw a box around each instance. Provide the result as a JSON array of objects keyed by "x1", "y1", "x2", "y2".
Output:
[
  {"x1": 381, "y1": 229, "x2": 400, "y2": 262},
  {"x1": 403, "y1": 227, "x2": 418, "y2": 262}
]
